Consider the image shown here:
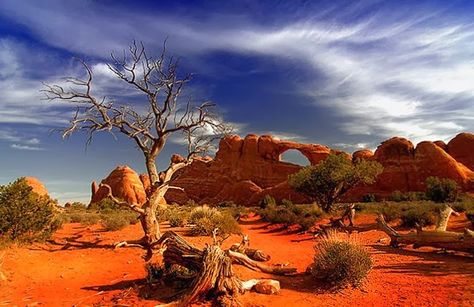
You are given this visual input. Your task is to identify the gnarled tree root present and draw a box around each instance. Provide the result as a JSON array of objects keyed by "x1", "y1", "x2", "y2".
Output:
[{"x1": 155, "y1": 231, "x2": 296, "y2": 306}]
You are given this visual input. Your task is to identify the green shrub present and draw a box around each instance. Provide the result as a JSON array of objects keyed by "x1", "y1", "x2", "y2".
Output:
[
  {"x1": 259, "y1": 194, "x2": 276, "y2": 209},
  {"x1": 188, "y1": 206, "x2": 241, "y2": 236},
  {"x1": 400, "y1": 207, "x2": 436, "y2": 228},
  {"x1": 362, "y1": 194, "x2": 376, "y2": 203},
  {"x1": 451, "y1": 196, "x2": 474, "y2": 213},
  {"x1": 425, "y1": 177, "x2": 459, "y2": 203},
  {"x1": 101, "y1": 214, "x2": 130, "y2": 231},
  {"x1": 69, "y1": 212, "x2": 101, "y2": 225},
  {"x1": 258, "y1": 203, "x2": 323, "y2": 230},
  {"x1": 310, "y1": 231, "x2": 372, "y2": 289},
  {"x1": 64, "y1": 202, "x2": 87, "y2": 211},
  {"x1": 288, "y1": 154, "x2": 383, "y2": 212},
  {"x1": 88, "y1": 198, "x2": 126, "y2": 212},
  {"x1": 379, "y1": 203, "x2": 401, "y2": 223},
  {"x1": 168, "y1": 210, "x2": 188, "y2": 227},
  {"x1": 0, "y1": 178, "x2": 59, "y2": 242}
]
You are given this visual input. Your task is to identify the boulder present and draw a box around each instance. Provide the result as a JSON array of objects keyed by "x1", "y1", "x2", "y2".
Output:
[
  {"x1": 253, "y1": 279, "x2": 280, "y2": 294},
  {"x1": 91, "y1": 165, "x2": 147, "y2": 205},
  {"x1": 447, "y1": 132, "x2": 474, "y2": 171},
  {"x1": 352, "y1": 149, "x2": 374, "y2": 162}
]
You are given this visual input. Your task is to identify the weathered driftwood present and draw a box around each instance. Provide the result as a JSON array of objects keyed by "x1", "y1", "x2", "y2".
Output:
[
  {"x1": 155, "y1": 231, "x2": 296, "y2": 306},
  {"x1": 376, "y1": 214, "x2": 474, "y2": 254},
  {"x1": 230, "y1": 234, "x2": 271, "y2": 262}
]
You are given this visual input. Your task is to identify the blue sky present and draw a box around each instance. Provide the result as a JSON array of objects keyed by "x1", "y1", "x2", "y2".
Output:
[{"x1": 0, "y1": 0, "x2": 473, "y2": 203}]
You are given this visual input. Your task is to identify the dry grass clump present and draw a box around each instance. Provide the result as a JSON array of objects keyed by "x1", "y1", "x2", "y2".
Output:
[
  {"x1": 309, "y1": 231, "x2": 372, "y2": 290},
  {"x1": 188, "y1": 205, "x2": 241, "y2": 236},
  {"x1": 100, "y1": 212, "x2": 139, "y2": 231}
]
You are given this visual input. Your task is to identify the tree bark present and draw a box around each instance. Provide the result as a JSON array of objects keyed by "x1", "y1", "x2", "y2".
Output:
[
  {"x1": 376, "y1": 214, "x2": 474, "y2": 254},
  {"x1": 155, "y1": 231, "x2": 296, "y2": 306}
]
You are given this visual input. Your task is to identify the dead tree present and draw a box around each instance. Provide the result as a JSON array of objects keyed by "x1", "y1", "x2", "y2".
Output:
[
  {"x1": 43, "y1": 41, "x2": 231, "y2": 256},
  {"x1": 230, "y1": 234, "x2": 271, "y2": 262},
  {"x1": 155, "y1": 230, "x2": 296, "y2": 306},
  {"x1": 377, "y1": 207, "x2": 474, "y2": 254}
]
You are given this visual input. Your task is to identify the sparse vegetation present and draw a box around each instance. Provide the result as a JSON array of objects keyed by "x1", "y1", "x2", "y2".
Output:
[
  {"x1": 399, "y1": 207, "x2": 436, "y2": 228},
  {"x1": 390, "y1": 191, "x2": 426, "y2": 202},
  {"x1": 362, "y1": 194, "x2": 376, "y2": 203},
  {"x1": 0, "y1": 178, "x2": 60, "y2": 243},
  {"x1": 101, "y1": 213, "x2": 136, "y2": 231},
  {"x1": 188, "y1": 206, "x2": 241, "y2": 236},
  {"x1": 309, "y1": 231, "x2": 372, "y2": 289},
  {"x1": 289, "y1": 154, "x2": 383, "y2": 212},
  {"x1": 425, "y1": 177, "x2": 459, "y2": 203},
  {"x1": 258, "y1": 201, "x2": 324, "y2": 231}
]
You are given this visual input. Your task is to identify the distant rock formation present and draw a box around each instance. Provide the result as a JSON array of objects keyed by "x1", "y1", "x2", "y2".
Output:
[
  {"x1": 91, "y1": 132, "x2": 474, "y2": 206},
  {"x1": 349, "y1": 135, "x2": 474, "y2": 199},
  {"x1": 24, "y1": 177, "x2": 49, "y2": 197},
  {"x1": 90, "y1": 165, "x2": 148, "y2": 205}
]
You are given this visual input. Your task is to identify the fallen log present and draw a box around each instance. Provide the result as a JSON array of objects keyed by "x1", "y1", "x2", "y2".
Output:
[
  {"x1": 155, "y1": 230, "x2": 296, "y2": 306},
  {"x1": 376, "y1": 214, "x2": 474, "y2": 254},
  {"x1": 230, "y1": 234, "x2": 271, "y2": 262}
]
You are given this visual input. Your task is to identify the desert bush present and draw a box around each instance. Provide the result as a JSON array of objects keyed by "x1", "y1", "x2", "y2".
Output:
[
  {"x1": 167, "y1": 209, "x2": 189, "y2": 227},
  {"x1": 362, "y1": 194, "x2": 376, "y2": 203},
  {"x1": 259, "y1": 194, "x2": 276, "y2": 208},
  {"x1": 101, "y1": 214, "x2": 129, "y2": 231},
  {"x1": 425, "y1": 177, "x2": 459, "y2": 203},
  {"x1": 451, "y1": 195, "x2": 474, "y2": 213},
  {"x1": 379, "y1": 203, "x2": 401, "y2": 223},
  {"x1": 188, "y1": 206, "x2": 241, "y2": 236},
  {"x1": 258, "y1": 203, "x2": 323, "y2": 231},
  {"x1": 68, "y1": 212, "x2": 101, "y2": 225},
  {"x1": 289, "y1": 154, "x2": 383, "y2": 212},
  {"x1": 0, "y1": 178, "x2": 59, "y2": 242},
  {"x1": 88, "y1": 198, "x2": 126, "y2": 212},
  {"x1": 309, "y1": 231, "x2": 372, "y2": 289},
  {"x1": 390, "y1": 191, "x2": 426, "y2": 202},
  {"x1": 399, "y1": 207, "x2": 436, "y2": 228}
]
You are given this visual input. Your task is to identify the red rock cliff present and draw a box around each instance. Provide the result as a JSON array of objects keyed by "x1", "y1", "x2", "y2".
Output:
[{"x1": 92, "y1": 132, "x2": 474, "y2": 205}]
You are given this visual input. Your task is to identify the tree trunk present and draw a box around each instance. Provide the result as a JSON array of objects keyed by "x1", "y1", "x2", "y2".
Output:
[
  {"x1": 140, "y1": 204, "x2": 160, "y2": 246},
  {"x1": 376, "y1": 214, "x2": 474, "y2": 254},
  {"x1": 155, "y1": 231, "x2": 296, "y2": 306}
]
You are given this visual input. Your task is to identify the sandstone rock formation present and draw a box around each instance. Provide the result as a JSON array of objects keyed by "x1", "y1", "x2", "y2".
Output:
[
  {"x1": 348, "y1": 134, "x2": 474, "y2": 200},
  {"x1": 447, "y1": 132, "x2": 474, "y2": 171},
  {"x1": 92, "y1": 132, "x2": 474, "y2": 206},
  {"x1": 25, "y1": 177, "x2": 49, "y2": 197},
  {"x1": 165, "y1": 134, "x2": 337, "y2": 205},
  {"x1": 90, "y1": 165, "x2": 148, "y2": 205}
]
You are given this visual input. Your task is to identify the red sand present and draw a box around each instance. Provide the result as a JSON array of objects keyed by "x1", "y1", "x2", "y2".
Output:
[{"x1": 1, "y1": 214, "x2": 473, "y2": 306}]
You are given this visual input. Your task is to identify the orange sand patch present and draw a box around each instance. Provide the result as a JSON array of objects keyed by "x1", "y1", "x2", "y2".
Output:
[{"x1": 1, "y1": 215, "x2": 473, "y2": 306}]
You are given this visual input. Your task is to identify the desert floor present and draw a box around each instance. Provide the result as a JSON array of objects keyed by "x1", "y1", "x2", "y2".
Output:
[{"x1": 1, "y1": 214, "x2": 473, "y2": 307}]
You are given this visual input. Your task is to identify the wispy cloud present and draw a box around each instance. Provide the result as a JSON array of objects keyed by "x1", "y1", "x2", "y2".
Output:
[
  {"x1": 0, "y1": 0, "x2": 473, "y2": 145},
  {"x1": 0, "y1": 129, "x2": 44, "y2": 150},
  {"x1": 10, "y1": 143, "x2": 44, "y2": 151}
]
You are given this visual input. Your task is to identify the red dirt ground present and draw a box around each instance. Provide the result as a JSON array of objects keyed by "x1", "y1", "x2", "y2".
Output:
[{"x1": 1, "y1": 214, "x2": 473, "y2": 306}]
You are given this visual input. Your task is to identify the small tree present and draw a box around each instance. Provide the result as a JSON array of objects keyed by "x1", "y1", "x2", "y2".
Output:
[
  {"x1": 43, "y1": 41, "x2": 231, "y2": 256},
  {"x1": 0, "y1": 178, "x2": 58, "y2": 242},
  {"x1": 425, "y1": 176, "x2": 459, "y2": 203},
  {"x1": 288, "y1": 154, "x2": 383, "y2": 212}
]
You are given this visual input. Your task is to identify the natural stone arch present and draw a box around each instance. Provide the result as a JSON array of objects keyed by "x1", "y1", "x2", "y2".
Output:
[{"x1": 279, "y1": 148, "x2": 311, "y2": 166}]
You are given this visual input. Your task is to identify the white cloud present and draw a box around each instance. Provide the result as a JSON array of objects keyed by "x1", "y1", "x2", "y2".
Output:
[
  {"x1": 10, "y1": 144, "x2": 43, "y2": 151},
  {"x1": 0, "y1": 1, "x2": 473, "y2": 144}
]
